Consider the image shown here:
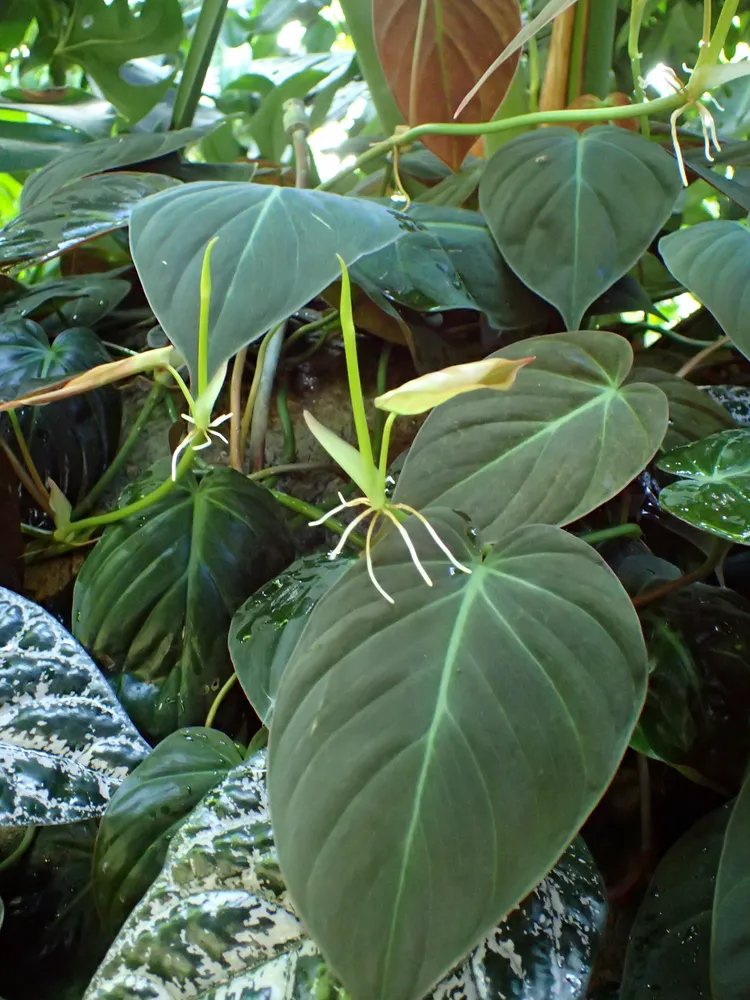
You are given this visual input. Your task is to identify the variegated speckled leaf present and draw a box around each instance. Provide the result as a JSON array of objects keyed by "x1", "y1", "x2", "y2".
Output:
[
  {"x1": 0, "y1": 587, "x2": 149, "y2": 826},
  {"x1": 85, "y1": 752, "x2": 605, "y2": 1000}
]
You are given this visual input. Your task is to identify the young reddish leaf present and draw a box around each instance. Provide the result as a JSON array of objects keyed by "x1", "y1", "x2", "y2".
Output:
[{"x1": 373, "y1": 0, "x2": 522, "y2": 171}]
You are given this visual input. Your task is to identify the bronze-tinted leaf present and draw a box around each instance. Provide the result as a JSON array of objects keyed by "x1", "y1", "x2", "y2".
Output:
[{"x1": 373, "y1": 0, "x2": 522, "y2": 170}]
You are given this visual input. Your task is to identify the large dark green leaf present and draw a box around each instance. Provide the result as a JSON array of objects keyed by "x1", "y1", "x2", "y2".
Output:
[
  {"x1": 394, "y1": 331, "x2": 668, "y2": 541},
  {"x1": 0, "y1": 120, "x2": 89, "y2": 173},
  {"x1": 352, "y1": 205, "x2": 550, "y2": 330},
  {"x1": 479, "y1": 127, "x2": 680, "y2": 329},
  {"x1": 631, "y1": 367, "x2": 736, "y2": 449},
  {"x1": 229, "y1": 552, "x2": 354, "y2": 726},
  {"x1": 72, "y1": 467, "x2": 295, "y2": 742},
  {"x1": 0, "y1": 172, "x2": 180, "y2": 268},
  {"x1": 0, "y1": 272, "x2": 131, "y2": 328},
  {"x1": 0, "y1": 586, "x2": 149, "y2": 826},
  {"x1": 129, "y1": 181, "x2": 405, "y2": 381},
  {"x1": 85, "y1": 750, "x2": 605, "y2": 1000},
  {"x1": 713, "y1": 771, "x2": 750, "y2": 999},
  {"x1": 660, "y1": 221, "x2": 750, "y2": 361},
  {"x1": 94, "y1": 727, "x2": 243, "y2": 934},
  {"x1": 657, "y1": 429, "x2": 750, "y2": 543},
  {"x1": 269, "y1": 511, "x2": 646, "y2": 1000},
  {"x1": 55, "y1": 0, "x2": 184, "y2": 123},
  {"x1": 22, "y1": 126, "x2": 207, "y2": 208},
  {"x1": 620, "y1": 806, "x2": 730, "y2": 1000},
  {"x1": 0, "y1": 323, "x2": 121, "y2": 507}
]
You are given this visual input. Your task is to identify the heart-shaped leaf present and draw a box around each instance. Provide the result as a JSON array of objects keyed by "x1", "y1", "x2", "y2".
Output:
[
  {"x1": 620, "y1": 805, "x2": 730, "y2": 1000},
  {"x1": 373, "y1": 0, "x2": 522, "y2": 170},
  {"x1": 657, "y1": 429, "x2": 750, "y2": 543},
  {"x1": 0, "y1": 172, "x2": 180, "y2": 268},
  {"x1": 72, "y1": 466, "x2": 295, "y2": 742},
  {"x1": 229, "y1": 553, "x2": 355, "y2": 726},
  {"x1": 85, "y1": 749, "x2": 606, "y2": 1000},
  {"x1": 21, "y1": 126, "x2": 207, "y2": 208},
  {"x1": 713, "y1": 770, "x2": 750, "y2": 1000},
  {"x1": 479, "y1": 127, "x2": 681, "y2": 329},
  {"x1": 129, "y1": 182, "x2": 405, "y2": 381},
  {"x1": 631, "y1": 368, "x2": 736, "y2": 449},
  {"x1": 269, "y1": 511, "x2": 646, "y2": 1000},
  {"x1": 394, "y1": 331, "x2": 668, "y2": 541},
  {"x1": 0, "y1": 586, "x2": 149, "y2": 827},
  {"x1": 93, "y1": 727, "x2": 243, "y2": 933},
  {"x1": 659, "y1": 220, "x2": 750, "y2": 361}
]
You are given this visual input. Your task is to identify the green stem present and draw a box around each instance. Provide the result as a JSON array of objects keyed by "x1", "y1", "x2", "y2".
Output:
[
  {"x1": 378, "y1": 411, "x2": 397, "y2": 489},
  {"x1": 62, "y1": 447, "x2": 194, "y2": 539},
  {"x1": 578, "y1": 524, "x2": 642, "y2": 546},
  {"x1": 567, "y1": 0, "x2": 588, "y2": 105},
  {"x1": 0, "y1": 826, "x2": 36, "y2": 874},
  {"x1": 170, "y1": 0, "x2": 230, "y2": 131},
  {"x1": 528, "y1": 34, "x2": 540, "y2": 114},
  {"x1": 703, "y1": 0, "x2": 713, "y2": 44},
  {"x1": 338, "y1": 263, "x2": 374, "y2": 469},
  {"x1": 197, "y1": 237, "x2": 218, "y2": 397},
  {"x1": 283, "y1": 312, "x2": 338, "y2": 353},
  {"x1": 582, "y1": 0, "x2": 618, "y2": 99},
  {"x1": 205, "y1": 672, "x2": 238, "y2": 728},
  {"x1": 73, "y1": 384, "x2": 165, "y2": 518},
  {"x1": 277, "y1": 384, "x2": 296, "y2": 464},
  {"x1": 248, "y1": 323, "x2": 285, "y2": 470},
  {"x1": 8, "y1": 410, "x2": 49, "y2": 507},
  {"x1": 371, "y1": 343, "x2": 392, "y2": 460},
  {"x1": 269, "y1": 490, "x2": 366, "y2": 549},
  {"x1": 701, "y1": 0, "x2": 739, "y2": 67},
  {"x1": 240, "y1": 326, "x2": 281, "y2": 450},
  {"x1": 249, "y1": 461, "x2": 335, "y2": 481},
  {"x1": 628, "y1": 0, "x2": 649, "y2": 136},
  {"x1": 317, "y1": 93, "x2": 683, "y2": 192}
]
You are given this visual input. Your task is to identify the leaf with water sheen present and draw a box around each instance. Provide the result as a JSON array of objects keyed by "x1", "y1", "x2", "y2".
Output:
[
  {"x1": 660, "y1": 220, "x2": 750, "y2": 361},
  {"x1": 93, "y1": 727, "x2": 243, "y2": 933},
  {"x1": 712, "y1": 771, "x2": 750, "y2": 999},
  {"x1": 270, "y1": 511, "x2": 646, "y2": 1000},
  {"x1": 373, "y1": 0, "x2": 522, "y2": 170},
  {"x1": 394, "y1": 331, "x2": 668, "y2": 540},
  {"x1": 0, "y1": 172, "x2": 180, "y2": 268},
  {"x1": 229, "y1": 553, "x2": 355, "y2": 726},
  {"x1": 479, "y1": 127, "x2": 681, "y2": 329},
  {"x1": 72, "y1": 466, "x2": 295, "y2": 742},
  {"x1": 620, "y1": 805, "x2": 729, "y2": 1000},
  {"x1": 657, "y1": 429, "x2": 750, "y2": 543},
  {"x1": 85, "y1": 750, "x2": 606, "y2": 1000},
  {"x1": 129, "y1": 181, "x2": 405, "y2": 381},
  {"x1": 0, "y1": 587, "x2": 149, "y2": 827}
]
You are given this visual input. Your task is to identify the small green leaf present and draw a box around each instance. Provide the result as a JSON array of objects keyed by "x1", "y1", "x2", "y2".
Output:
[
  {"x1": 0, "y1": 587, "x2": 149, "y2": 827},
  {"x1": 72, "y1": 466, "x2": 295, "y2": 742},
  {"x1": 129, "y1": 182, "x2": 405, "y2": 382},
  {"x1": 229, "y1": 553, "x2": 355, "y2": 725},
  {"x1": 631, "y1": 368, "x2": 736, "y2": 449},
  {"x1": 479, "y1": 127, "x2": 681, "y2": 329},
  {"x1": 394, "y1": 331, "x2": 668, "y2": 540},
  {"x1": 621, "y1": 805, "x2": 730, "y2": 1000},
  {"x1": 304, "y1": 411, "x2": 381, "y2": 499},
  {"x1": 94, "y1": 727, "x2": 243, "y2": 933},
  {"x1": 0, "y1": 172, "x2": 180, "y2": 268},
  {"x1": 270, "y1": 511, "x2": 646, "y2": 1000},
  {"x1": 660, "y1": 220, "x2": 750, "y2": 360},
  {"x1": 713, "y1": 770, "x2": 750, "y2": 999},
  {"x1": 657, "y1": 429, "x2": 750, "y2": 543}
]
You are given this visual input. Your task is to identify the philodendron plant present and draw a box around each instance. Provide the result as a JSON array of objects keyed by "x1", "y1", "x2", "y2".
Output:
[{"x1": 2, "y1": 0, "x2": 750, "y2": 999}]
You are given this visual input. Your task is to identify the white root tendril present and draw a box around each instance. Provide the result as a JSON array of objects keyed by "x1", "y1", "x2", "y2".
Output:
[
  {"x1": 309, "y1": 494, "x2": 473, "y2": 603},
  {"x1": 654, "y1": 65, "x2": 721, "y2": 187},
  {"x1": 170, "y1": 412, "x2": 233, "y2": 481}
]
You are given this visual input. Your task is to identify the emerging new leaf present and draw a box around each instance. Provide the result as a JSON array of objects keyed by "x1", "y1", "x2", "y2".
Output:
[
  {"x1": 374, "y1": 356, "x2": 533, "y2": 415},
  {"x1": 304, "y1": 411, "x2": 382, "y2": 501}
]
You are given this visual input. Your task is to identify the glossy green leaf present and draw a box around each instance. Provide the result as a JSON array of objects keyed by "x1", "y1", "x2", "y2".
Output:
[
  {"x1": 229, "y1": 553, "x2": 355, "y2": 725},
  {"x1": 0, "y1": 586, "x2": 149, "y2": 827},
  {"x1": 631, "y1": 368, "x2": 736, "y2": 449},
  {"x1": 713, "y1": 771, "x2": 750, "y2": 999},
  {"x1": 72, "y1": 467, "x2": 295, "y2": 742},
  {"x1": 394, "y1": 331, "x2": 668, "y2": 541},
  {"x1": 657, "y1": 429, "x2": 750, "y2": 543},
  {"x1": 85, "y1": 750, "x2": 605, "y2": 1000},
  {"x1": 0, "y1": 120, "x2": 89, "y2": 173},
  {"x1": 660, "y1": 220, "x2": 750, "y2": 361},
  {"x1": 352, "y1": 205, "x2": 549, "y2": 329},
  {"x1": 620, "y1": 805, "x2": 729, "y2": 1000},
  {"x1": 129, "y1": 181, "x2": 405, "y2": 381},
  {"x1": 0, "y1": 92, "x2": 116, "y2": 138},
  {"x1": 0, "y1": 172, "x2": 180, "y2": 268},
  {"x1": 270, "y1": 511, "x2": 646, "y2": 1000},
  {"x1": 94, "y1": 727, "x2": 243, "y2": 933},
  {"x1": 22, "y1": 126, "x2": 207, "y2": 208},
  {"x1": 0, "y1": 323, "x2": 122, "y2": 506},
  {"x1": 0, "y1": 273, "x2": 131, "y2": 328},
  {"x1": 479, "y1": 127, "x2": 681, "y2": 329},
  {"x1": 55, "y1": 0, "x2": 184, "y2": 123}
]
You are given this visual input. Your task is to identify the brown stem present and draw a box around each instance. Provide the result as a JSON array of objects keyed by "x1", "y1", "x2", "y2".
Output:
[
  {"x1": 676, "y1": 335, "x2": 731, "y2": 378},
  {"x1": 633, "y1": 539, "x2": 729, "y2": 609},
  {"x1": 540, "y1": 6, "x2": 577, "y2": 112},
  {"x1": 0, "y1": 439, "x2": 53, "y2": 517}
]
